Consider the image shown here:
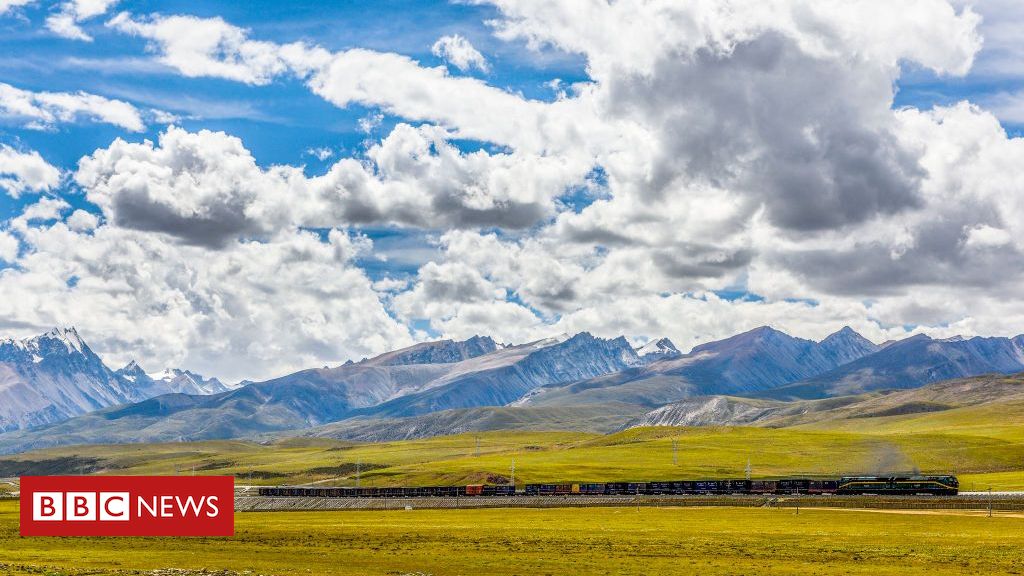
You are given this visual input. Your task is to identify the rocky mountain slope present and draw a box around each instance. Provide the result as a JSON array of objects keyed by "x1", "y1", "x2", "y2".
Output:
[
  {"x1": 355, "y1": 333, "x2": 641, "y2": 419},
  {"x1": 297, "y1": 403, "x2": 643, "y2": 442},
  {"x1": 0, "y1": 328, "x2": 241, "y2": 433},
  {"x1": 520, "y1": 326, "x2": 880, "y2": 407},
  {"x1": 0, "y1": 333, "x2": 637, "y2": 451},
  {"x1": 623, "y1": 372, "x2": 1024, "y2": 429},
  {"x1": 116, "y1": 362, "x2": 234, "y2": 396},
  {"x1": 0, "y1": 328, "x2": 143, "y2": 432},
  {"x1": 759, "y1": 334, "x2": 1024, "y2": 400}
]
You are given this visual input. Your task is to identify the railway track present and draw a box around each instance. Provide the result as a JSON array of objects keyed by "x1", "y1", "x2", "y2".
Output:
[{"x1": 236, "y1": 493, "x2": 1024, "y2": 512}]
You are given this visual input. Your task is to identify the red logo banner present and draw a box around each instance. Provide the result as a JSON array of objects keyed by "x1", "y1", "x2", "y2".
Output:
[{"x1": 19, "y1": 476, "x2": 234, "y2": 537}]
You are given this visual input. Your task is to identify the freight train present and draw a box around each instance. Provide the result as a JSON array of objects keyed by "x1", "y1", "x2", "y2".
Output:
[{"x1": 258, "y1": 475, "x2": 958, "y2": 498}]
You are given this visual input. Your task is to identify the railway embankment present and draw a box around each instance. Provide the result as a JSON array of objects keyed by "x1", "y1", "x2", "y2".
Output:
[{"x1": 236, "y1": 493, "x2": 1024, "y2": 512}]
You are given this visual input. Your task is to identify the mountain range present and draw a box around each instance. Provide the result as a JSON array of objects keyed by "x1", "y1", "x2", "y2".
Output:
[
  {"x1": 0, "y1": 324, "x2": 1022, "y2": 453},
  {"x1": 0, "y1": 328, "x2": 232, "y2": 434}
]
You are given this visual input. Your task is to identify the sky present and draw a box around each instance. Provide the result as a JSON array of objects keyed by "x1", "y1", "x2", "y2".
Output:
[{"x1": 1, "y1": 0, "x2": 1023, "y2": 382}]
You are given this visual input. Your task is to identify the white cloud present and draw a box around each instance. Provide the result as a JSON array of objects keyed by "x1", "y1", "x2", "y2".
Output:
[
  {"x1": 432, "y1": 34, "x2": 490, "y2": 73},
  {"x1": 0, "y1": 0, "x2": 32, "y2": 15},
  {"x1": 0, "y1": 81, "x2": 145, "y2": 131},
  {"x1": 10, "y1": 197, "x2": 70, "y2": 231},
  {"x1": 0, "y1": 222, "x2": 412, "y2": 381},
  {"x1": 76, "y1": 126, "x2": 304, "y2": 247},
  {"x1": 76, "y1": 124, "x2": 590, "y2": 246},
  {"x1": 984, "y1": 90, "x2": 1024, "y2": 125},
  {"x1": 66, "y1": 209, "x2": 99, "y2": 232},
  {"x1": 306, "y1": 147, "x2": 333, "y2": 161},
  {"x1": 0, "y1": 231, "x2": 18, "y2": 263},
  {"x1": 0, "y1": 145, "x2": 61, "y2": 198},
  {"x1": 47, "y1": 0, "x2": 119, "y2": 41},
  {"x1": 951, "y1": 0, "x2": 1024, "y2": 78},
  {"x1": 107, "y1": 13, "x2": 303, "y2": 85},
  {"x1": 104, "y1": 11, "x2": 576, "y2": 152}
]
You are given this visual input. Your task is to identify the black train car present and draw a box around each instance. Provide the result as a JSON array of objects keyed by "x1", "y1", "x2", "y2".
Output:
[
  {"x1": 647, "y1": 482, "x2": 674, "y2": 494},
  {"x1": 724, "y1": 480, "x2": 749, "y2": 494},
  {"x1": 672, "y1": 481, "x2": 697, "y2": 494},
  {"x1": 809, "y1": 480, "x2": 838, "y2": 494},
  {"x1": 579, "y1": 483, "x2": 606, "y2": 495},
  {"x1": 749, "y1": 480, "x2": 777, "y2": 494},
  {"x1": 525, "y1": 484, "x2": 558, "y2": 496},
  {"x1": 604, "y1": 482, "x2": 631, "y2": 495},
  {"x1": 776, "y1": 479, "x2": 810, "y2": 494},
  {"x1": 694, "y1": 480, "x2": 722, "y2": 494},
  {"x1": 482, "y1": 485, "x2": 515, "y2": 496}
]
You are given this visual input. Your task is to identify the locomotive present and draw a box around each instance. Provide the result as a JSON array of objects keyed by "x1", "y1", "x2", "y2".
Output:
[{"x1": 258, "y1": 474, "x2": 958, "y2": 498}]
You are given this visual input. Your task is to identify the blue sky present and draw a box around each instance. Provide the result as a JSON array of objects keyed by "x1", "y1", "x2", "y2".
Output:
[{"x1": 2, "y1": 1, "x2": 1023, "y2": 381}]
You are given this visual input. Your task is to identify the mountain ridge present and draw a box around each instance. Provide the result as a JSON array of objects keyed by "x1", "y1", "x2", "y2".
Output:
[{"x1": 4, "y1": 324, "x2": 1024, "y2": 453}]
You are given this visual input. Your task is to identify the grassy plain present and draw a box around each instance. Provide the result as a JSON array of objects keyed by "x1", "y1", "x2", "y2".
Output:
[
  {"x1": 1, "y1": 500, "x2": 1023, "y2": 575},
  {"x1": 4, "y1": 422, "x2": 1024, "y2": 490}
]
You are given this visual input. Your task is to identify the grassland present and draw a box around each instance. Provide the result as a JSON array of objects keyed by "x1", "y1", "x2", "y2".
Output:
[
  {"x1": 4, "y1": 422, "x2": 1024, "y2": 490},
  {"x1": 2, "y1": 500, "x2": 1023, "y2": 575}
]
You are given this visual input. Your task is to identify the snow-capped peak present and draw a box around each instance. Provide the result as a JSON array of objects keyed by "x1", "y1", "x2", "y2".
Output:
[
  {"x1": 42, "y1": 327, "x2": 85, "y2": 353},
  {"x1": 636, "y1": 337, "x2": 680, "y2": 357},
  {"x1": 531, "y1": 333, "x2": 573, "y2": 348},
  {"x1": 116, "y1": 360, "x2": 147, "y2": 382},
  {"x1": 1, "y1": 327, "x2": 89, "y2": 358},
  {"x1": 148, "y1": 368, "x2": 182, "y2": 382}
]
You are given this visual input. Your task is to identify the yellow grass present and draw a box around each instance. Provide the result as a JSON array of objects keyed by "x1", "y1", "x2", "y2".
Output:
[{"x1": 2, "y1": 500, "x2": 1023, "y2": 575}]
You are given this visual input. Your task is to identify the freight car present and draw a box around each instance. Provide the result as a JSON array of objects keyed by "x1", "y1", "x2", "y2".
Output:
[{"x1": 258, "y1": 474, "x2": 957, "y2": 498}]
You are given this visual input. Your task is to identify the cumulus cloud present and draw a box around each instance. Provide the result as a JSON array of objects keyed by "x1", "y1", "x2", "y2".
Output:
[
  {"x1": 76, "y1": 124, "x2": 590, "y2": 246},
  {"x1": 0, "y1": 220, "x2": 412, "y2": 381},
  {"x1": 0, "y1": 81, "x2": 145, "y2": 131},
  {"x1": 0, "y1": 231, "x2": 18, "y2": 262},
  {"x1": 76, "y1": 126, "x2": 303, "y2": 247},
  {"x1": 432, "y1": 34, "x2": 490, "y2": 73},
  {"x1": 16, "y1": 197, "x2": 70, "y2": 223},
  {"x1": 0, "y1": 145, "x2": 61, "y2": 198},
  {"x1": 65, "y1": 209, "x2": 99, "y2": 232},
  {"x1": 46, "y1": 0, "x2": 119, "y2": 41}
]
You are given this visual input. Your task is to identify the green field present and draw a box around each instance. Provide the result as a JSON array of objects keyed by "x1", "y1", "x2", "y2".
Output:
[
  {"x1": 1, "y1": 500, "x2": 1023, "y2": 575},
  {"x1": 4, "y1": 423, "x2": 1024, "y2": 490}
]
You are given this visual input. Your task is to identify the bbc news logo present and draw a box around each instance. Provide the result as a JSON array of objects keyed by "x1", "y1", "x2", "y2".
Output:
[{"x1": 20, "y1": 476, "x2": 234, "y2": 537}]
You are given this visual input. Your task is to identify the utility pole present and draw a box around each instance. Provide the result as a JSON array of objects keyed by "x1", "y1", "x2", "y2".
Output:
[
  {"x1": 672, "y1": 438, "x2": 678, "y2": 466},
  {"x1": 989, "y1": 486, "x2": 993, "y2": 518},
  {"x1": 356, "y1": 459, "x2": 361, "y2": 489},
  {"x1": 510, "y1": 458, "x2": 515, "y2": 491},
  {"x1": 745, "y1": 458, "x2": 751, "y2": 481},
  {"x1": 475, "y1": 435, "x2": 480, "y2": 457}
]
